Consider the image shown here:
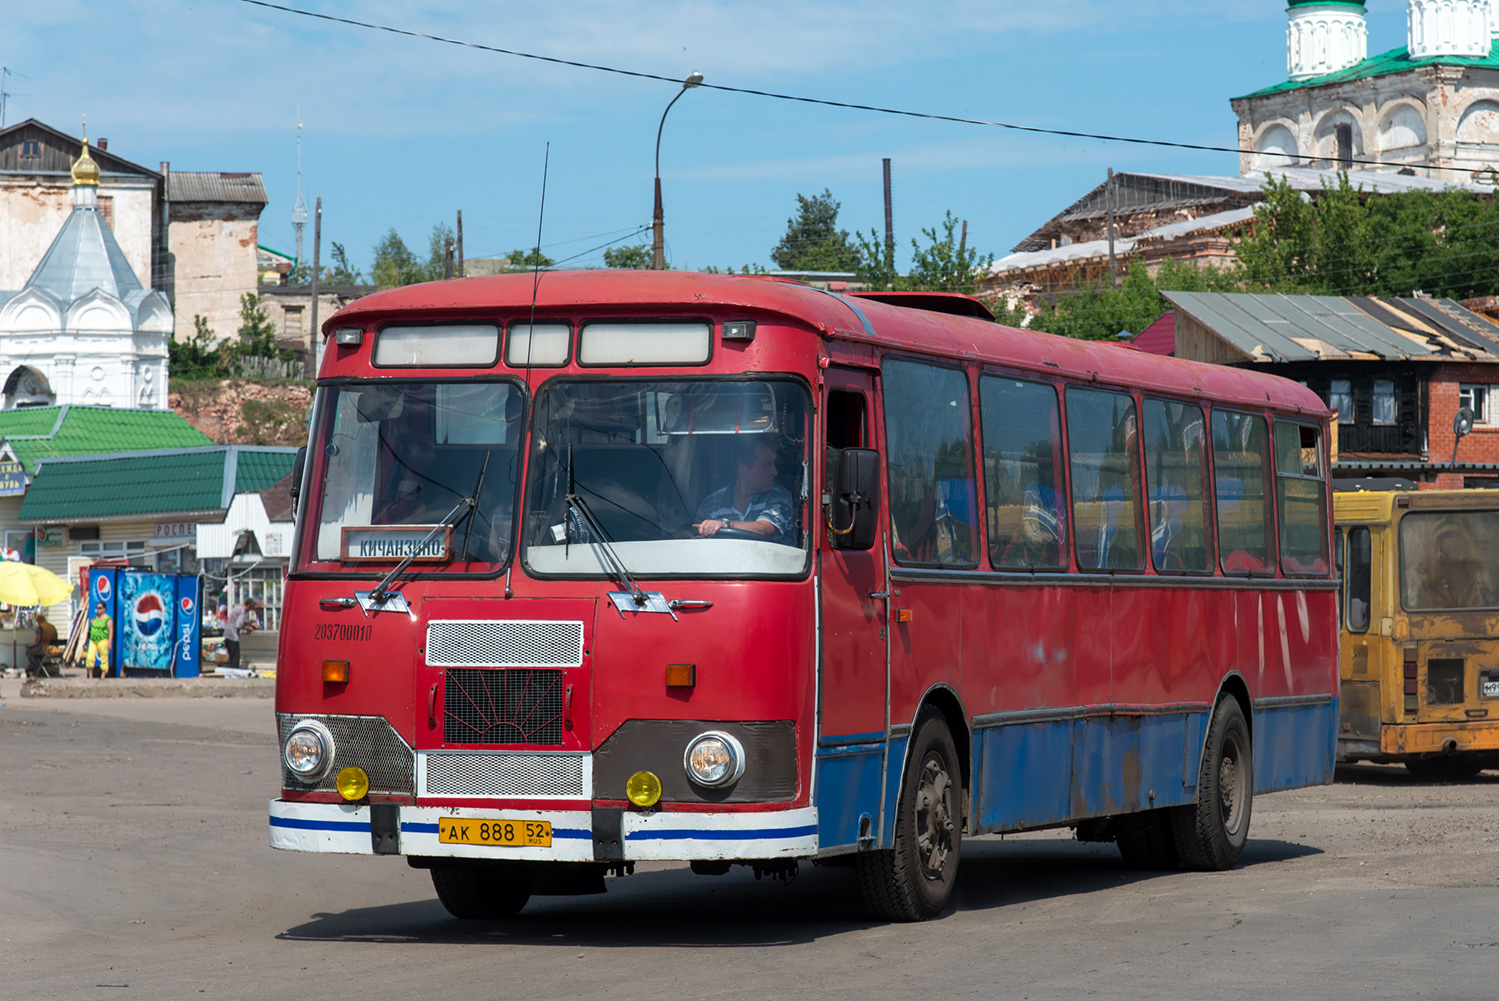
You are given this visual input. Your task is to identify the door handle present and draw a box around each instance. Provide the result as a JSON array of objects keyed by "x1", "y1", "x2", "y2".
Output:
[
  {"x1": 868, "y1": 591, "x2": 898, "y2": 599},
  {"x1": 428, "y1": 682, "x2": 439, "y2": 729},
  {"x1": 565, "y1": 684, "x2": 575, "y2": 730}
]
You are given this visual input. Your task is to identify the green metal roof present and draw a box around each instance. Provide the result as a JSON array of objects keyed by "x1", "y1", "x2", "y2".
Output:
[
  {"x1": 18, "y1": 445, "x2": 297, "y2": 523},
  {"x1": 1239, "y1": 45, "x2": 1499, "y2": 99},
  {"x1": 0, "y1": 406, "x2": 214, "y2": 475}
]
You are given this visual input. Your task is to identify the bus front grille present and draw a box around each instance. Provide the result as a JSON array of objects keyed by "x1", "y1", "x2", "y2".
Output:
[
  {"x1": 278, "y1": 713, "x2": 415, "y2": 796},
  {"x1": 443, "y1": 668, "x2": 565, "y2": 746},
  {"x1": 422, "y1": 752, "x2": 586, "y2": 798},
  {"x1": 426, "y1": 619, "x2": 584, "y2": 667}
]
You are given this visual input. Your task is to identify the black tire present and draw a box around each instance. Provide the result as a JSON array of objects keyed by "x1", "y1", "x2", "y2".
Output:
[
  {"x1": 430, "y1": 863, "x2": 536, "y2": 919},
  {"x1": 1172, "y1": 695, "x2": 1252, "y2": 871},
  {"x1": 856, "y1": 708, "x2": 961, "y2": 921},
  {"x1": 1404, "y1": 755, "x2": 1484, "y2": 782},
  {"x1": 1114, "y1": 809, "x2": 1180, "y2": 870}
]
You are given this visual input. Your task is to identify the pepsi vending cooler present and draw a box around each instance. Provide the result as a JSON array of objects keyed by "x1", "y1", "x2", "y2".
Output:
[{"x1": 88, "y1": 568, "x2": 203, "y2": 678}]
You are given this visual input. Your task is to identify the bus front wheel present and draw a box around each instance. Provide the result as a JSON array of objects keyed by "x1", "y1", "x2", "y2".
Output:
[
  {"x1": 1172, "y1": 695, "x2": 1252, "y2": 871},
  {"x1": 856, "y1": 708, "x2": 961, "y2": 921},
  {"x1": 430, "y1": 862, "x2": 536, "y2": 919}
]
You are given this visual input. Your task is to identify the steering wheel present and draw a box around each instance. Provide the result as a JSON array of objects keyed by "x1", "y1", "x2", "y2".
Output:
[{"x1": 703, "y1": 526, "x2": 765, "y2": 541}]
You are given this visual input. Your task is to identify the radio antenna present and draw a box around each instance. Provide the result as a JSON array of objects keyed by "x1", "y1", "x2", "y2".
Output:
[{"x1": 525, "y1": 142, "x2": 550, "y2": 375}]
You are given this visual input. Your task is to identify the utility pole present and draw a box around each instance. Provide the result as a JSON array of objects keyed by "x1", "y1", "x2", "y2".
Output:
[
  {"x1": 456, "y1": 210, "x2": 464, "y2": 278},
  {"x1": 306, "y1": 197, "x2": 321, "y2": 378},
  {"x1": 882, "y1": 158, "x2": 894, "y2": 284},
  {"x1": 959, "y1": 219, "x2": 968, "y2": 258},
  {"x1": 1106, "y1": 168, "x2": 1117, "y2": 287},
  {"x1": 443, "y1": 235, "x2": 455, "y2": 280}
]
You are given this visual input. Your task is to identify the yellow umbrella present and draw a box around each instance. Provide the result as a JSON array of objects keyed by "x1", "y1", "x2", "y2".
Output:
[{"x1": 0, "y1": 561, "x2": 72, "y2": 608}]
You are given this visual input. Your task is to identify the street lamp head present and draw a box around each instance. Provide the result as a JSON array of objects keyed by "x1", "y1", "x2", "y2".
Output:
[{"x1": 684, "y1": 71, "x2": 704, "y2": 88}]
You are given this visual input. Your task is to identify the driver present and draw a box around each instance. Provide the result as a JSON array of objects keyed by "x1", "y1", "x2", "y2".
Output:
[{"x1": 693, "y1": 434, "x2": 793, "y2": 543}]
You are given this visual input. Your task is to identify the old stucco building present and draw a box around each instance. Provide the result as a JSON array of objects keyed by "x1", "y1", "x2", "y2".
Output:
[
  {"x1": 1234, "y1": 1, "x2": 1499, "y2": 178},
  {"x1": 0, "y1": 119, "x2": 267, "y2": 347}
]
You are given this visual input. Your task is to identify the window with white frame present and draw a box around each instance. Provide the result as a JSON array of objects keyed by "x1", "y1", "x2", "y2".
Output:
[
  {"x1": 79, "y1": 540, "x2": 148, "y2": 566},
  {"x1": 1460, "y1": 384, "x2": 1492, "y2": 426},
  {"x1": 1328, "y1": 379, "x2": 1354, "y2": 424}
]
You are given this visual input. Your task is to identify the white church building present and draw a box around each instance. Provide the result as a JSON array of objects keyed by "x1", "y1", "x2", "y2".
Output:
[
  {"x1": 0, "y1": 133, "x2": 171, "y2": 410},
  {"x1": 1234, "y1": 1, "x2": 1499, "y2": 179}
]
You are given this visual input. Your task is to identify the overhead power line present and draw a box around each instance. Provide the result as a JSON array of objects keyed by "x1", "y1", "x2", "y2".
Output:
[{"x1": 234, "y1": 0, "x2": 1444, "y2": 171}]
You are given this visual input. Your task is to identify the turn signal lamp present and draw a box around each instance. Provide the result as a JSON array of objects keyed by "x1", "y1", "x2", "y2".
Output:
[
  {"x1": 665, "y1": 663, "x2": 696, "y2": 688},
  {"x1": 322, "y1": 660, "x2": 350, "y2": 683},
  {"x1": 336, "y1": 765, "x2": 370, "y2": 801},
  {"x1": 626, "y1": 770, "x2": 663, "y2": 808}
]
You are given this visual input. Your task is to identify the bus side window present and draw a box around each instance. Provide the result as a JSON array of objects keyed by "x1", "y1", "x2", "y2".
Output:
[
  {"x1": 1275, "y1": 421, "x2": 1329, "y2": 575},
  {"x1": 881, "y1": 359, "x2": 979, "y2": 567},
  {"x1": 980, "y1": 376, "x2": 1067, "y2": 570},
  {"x1": 1334, "y1": 527, "x2": 1345, "y2": 626},
  {"x1": 1142, "y1": 397, "x2": 1211, "y2": 573},
  {"x1": 825, "y1": 388, "x2": 868, "y2": 496},
  {"x1": 1210, "y1": 410, "x2": 1274, "y2": 574},
  {"x1": 1346, "y1": 526, "x2": 1372, "y2": 633},
  {"x1": 1066, "y1": 386, "x2": 1144, "y2": 571}
]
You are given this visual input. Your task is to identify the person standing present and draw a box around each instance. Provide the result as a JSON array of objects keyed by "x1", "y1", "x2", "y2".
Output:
[
  {"x1": 85, "y1": 602, "x2": 113, "y2": 679},
  {"x1": 224, "y1": 597, "x2": 257, "y2": 672},
  {"x1": 25, "y1": 612, "x2": 59, "y2": 678}
]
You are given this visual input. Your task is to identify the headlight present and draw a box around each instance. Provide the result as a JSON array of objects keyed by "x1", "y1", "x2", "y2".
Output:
[
  {"x1": 283, "y1": 720, "x2": 335, "y2": 780},
  {"x1": 683, "y1": 730, "x2": 746, "y2": 788}
]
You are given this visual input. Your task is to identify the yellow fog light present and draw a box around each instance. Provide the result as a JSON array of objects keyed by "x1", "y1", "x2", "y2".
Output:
[
  {"x1": 336, "y1": 765, "x2": 370, "y2": 801},
  {"x1": 626, "y1": 770, "x2": 662, "y2": 808}
]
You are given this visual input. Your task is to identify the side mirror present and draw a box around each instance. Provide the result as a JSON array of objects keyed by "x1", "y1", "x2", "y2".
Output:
[
  {"x1": 290, "y1": 445, "x2": 308, "y2": 516},
  {"x1": 831, "y1": 448, "x2": 880, "y2": 550}
]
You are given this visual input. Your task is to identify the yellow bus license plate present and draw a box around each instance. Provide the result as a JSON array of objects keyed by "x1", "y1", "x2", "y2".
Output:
[{"x1": 437, "y1": 817, "x2": 552, "y2": 847}]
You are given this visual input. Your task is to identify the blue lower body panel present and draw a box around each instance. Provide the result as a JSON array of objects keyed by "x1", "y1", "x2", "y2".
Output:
[
  {"x1": 1253, "y1": 699, "x2": 1338, "y2": 792},
  {"x1": 814, "y1": 742, "x2": 885, "y2": 851},
  {"x1": 974, "y1": 721, "x2": 1074, "y2": 833}
]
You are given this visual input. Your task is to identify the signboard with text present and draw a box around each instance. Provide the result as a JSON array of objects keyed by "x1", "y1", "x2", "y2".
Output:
[{"x1": 0, "y1": 460, "x2": 26, "y2": 497}]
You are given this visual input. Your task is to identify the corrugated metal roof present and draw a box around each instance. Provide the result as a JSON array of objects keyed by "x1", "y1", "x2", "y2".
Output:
[
  {"x1": 168, "y1": 171, "x2": 268, "y2": 204},
  {"x1": 17, "y1": 445, "x2": 296, "y2": 522},
  {"x1": 24, "y1": 204, "x2": 142, "y2": 304},
  {"x1": 0, "y1": 406, "x2": 212, "y2": 475},
  {"x1": 1162, "y1": 291, "x2": 1499, "y2": 364}
]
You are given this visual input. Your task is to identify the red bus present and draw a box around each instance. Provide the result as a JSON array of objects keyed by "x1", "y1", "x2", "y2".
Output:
[{"x1": 270, "y1": 271, "x2": 1337, "y2": 921}]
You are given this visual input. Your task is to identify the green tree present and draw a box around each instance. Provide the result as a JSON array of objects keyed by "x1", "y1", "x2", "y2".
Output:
[
  {"x1": 1026, "y1": 259, "x2": 1251, "y2": 341},
  {"x1": 169, "y1": 314, "x2": 225, "y2": 380},
  {"x1": 770, "y1": 189, "x2": 862, "y2": 272},
  {"x1": 371, "y1": 229, "x2": 424, "y2": 288},
  {"x1": 504, "y1": 247, "x2": 555, "y2": 271},
  {"x1": 427, "y1": 222, "x2": 456, "y2": 279},
  {"x1": 854, "y1": 228, "x2": 899, "y2": 290},
  {"x1": 236, "y1": 292, "x2": 279, "y2": 356},
  {"x1": 906, "y1": 212, "x2": 993, "y2": 294},
  {"x1": 323, "y1": 242, "x2": 363, "y2": 284},
  {"x1": 603, "y1": 244, "x2": 651, "y2": 269}
]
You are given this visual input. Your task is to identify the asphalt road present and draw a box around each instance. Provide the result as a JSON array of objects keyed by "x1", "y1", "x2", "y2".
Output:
[{"x1": 3, "y1": 691, "x2": 1498, "y2": 1001}]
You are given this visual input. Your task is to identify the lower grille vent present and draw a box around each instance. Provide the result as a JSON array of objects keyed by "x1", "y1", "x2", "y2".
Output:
[
  {"x1": 444, "y1": 668, "x2": 565, "y2": 745},
  {"x1": 424, "y1": 752, "x2": 586, "y2": 798},
  {"x1": 277, "y1": 713, "x2": 414, "y2": 795}
]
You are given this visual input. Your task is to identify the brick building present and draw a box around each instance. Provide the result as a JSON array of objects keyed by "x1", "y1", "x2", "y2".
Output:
[{"x1": 1158, "y1": 290, "x2": 1499, "y2": 488}]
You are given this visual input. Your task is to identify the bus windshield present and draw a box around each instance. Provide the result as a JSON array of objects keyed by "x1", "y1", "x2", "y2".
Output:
[
  {"x1": 523, "y1": 378, "x2": 809, "y2": 577},
  {"x1": 1400, "y1": 510, "x2": 1499, "y2": 611},
  {"x1": 309, "y1": 380, "x2": 524, "y2": 568}
]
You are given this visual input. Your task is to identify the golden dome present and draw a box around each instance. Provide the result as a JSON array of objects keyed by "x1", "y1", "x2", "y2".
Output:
[{"x1": 71, "y1": 119, "x2": 100, "y2": 187}]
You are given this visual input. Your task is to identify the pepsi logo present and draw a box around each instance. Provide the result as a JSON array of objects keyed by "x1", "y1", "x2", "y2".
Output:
[
  {"x1": 95, "y1": 576, "x2": 111, "y2": 601},
  {"x1": 134, "y1": 592, "x2": 166, "y2": 638},
  {"x1": 180, "y1": 596, "x2": 194, "y2": 614}
]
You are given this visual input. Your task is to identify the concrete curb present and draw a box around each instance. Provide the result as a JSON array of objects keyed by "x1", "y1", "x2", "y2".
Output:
[{"x1": 21, "y1": 677, "x2": 276, "y2": 699}]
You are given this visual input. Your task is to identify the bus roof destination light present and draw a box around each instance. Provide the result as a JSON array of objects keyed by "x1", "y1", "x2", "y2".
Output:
[
  {"x1": 578, "y1": 321, "x2": 711, "y2": 366},
  {"x1": 333, "y1": 327, "x2": 364, "y2": 346},
  {"x1": 721, "y1": 320, "x2": 756, "y2": 342},
  {"x1": 372, "y1": 323, "x2": 500, "y2": 367}
]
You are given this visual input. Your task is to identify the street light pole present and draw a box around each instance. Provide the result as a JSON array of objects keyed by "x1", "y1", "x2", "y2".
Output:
[{"x1": 652, "y1": 71, "x2": 703, "y2": 270}]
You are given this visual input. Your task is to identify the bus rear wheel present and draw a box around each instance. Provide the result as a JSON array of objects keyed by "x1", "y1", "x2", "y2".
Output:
[
  {"x1": 856, "y1": 709, "x2": 961, "y2": 921},
  {"x1": 1172, "y1": 695, "x2": 1252, "y2": 871},
  {"x1": 430, "y1": 862, "x2": 536, "y2": 919}
]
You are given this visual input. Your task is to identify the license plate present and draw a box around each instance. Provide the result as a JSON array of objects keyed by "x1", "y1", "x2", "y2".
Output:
[
  {"x1": 1483, "y1": 680, "x2": 1499, "y2": 699},
  {"x1": 437, "y1": 817, "x2": 552, "y2": 847}
]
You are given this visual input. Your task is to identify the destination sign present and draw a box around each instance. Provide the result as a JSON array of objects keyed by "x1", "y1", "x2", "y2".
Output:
[{"x1": 340, "y1": 526, "x2": 452, "y2": 562}]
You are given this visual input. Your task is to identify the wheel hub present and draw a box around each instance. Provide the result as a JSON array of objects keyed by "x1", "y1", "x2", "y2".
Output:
[{"x1": 914, "y1": 756, "x2": 954, "y2": 875}]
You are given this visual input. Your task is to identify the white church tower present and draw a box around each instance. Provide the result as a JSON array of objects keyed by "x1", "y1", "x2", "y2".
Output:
[
  {"x1": 1407, "y1": 0, "x2": 1492, "y2": 59},
  {"x1": 0, "y1": 123, "x2": 172, "y2": 409},
  {"x1": 1287, "y1": 0, "x2": 1369, "y2": 81}
]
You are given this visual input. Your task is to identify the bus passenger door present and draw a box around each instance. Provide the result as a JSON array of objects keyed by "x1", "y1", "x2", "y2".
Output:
[{"x1": 816, "y1": 370, "x2": 889, "y2": 851}]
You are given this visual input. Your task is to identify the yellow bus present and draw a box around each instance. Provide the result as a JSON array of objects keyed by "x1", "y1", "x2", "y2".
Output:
[{"x1": 1335, "y1": 485, "x2": 1499, "y2": 779}]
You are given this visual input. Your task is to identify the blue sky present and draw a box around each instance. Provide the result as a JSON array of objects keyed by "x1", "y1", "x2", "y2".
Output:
[{"x1": 7, "y1": 2, "x2": 1415, "y2": 276}]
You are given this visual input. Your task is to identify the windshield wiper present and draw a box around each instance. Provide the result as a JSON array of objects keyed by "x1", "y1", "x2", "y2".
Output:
[
  {"x1": 369, "y1": 455, "x2": 492, "y2": 603},
  {"x1": 562, "y1": 444, "x2": 647, "y2": 606}
]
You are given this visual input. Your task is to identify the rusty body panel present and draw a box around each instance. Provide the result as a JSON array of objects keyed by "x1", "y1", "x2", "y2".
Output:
[{"x1": 1334, "y1": 489, "x2": 1499, "y2": 764}]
